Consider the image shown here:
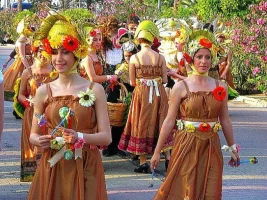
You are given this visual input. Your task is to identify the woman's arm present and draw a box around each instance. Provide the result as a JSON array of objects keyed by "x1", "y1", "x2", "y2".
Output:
[
  {"x1": 219, "y1": 81, "x2": 240, "y2": 166},
  {"x1": 129, "y1": 56, "x2": 136, "y2": 86},
  {"x1": 220, "y1": 50, "x2": 232, "y2": 79},
  {"x1": 150, "y1": 81, "x2": 185, "y2": 169},
  {"x1": 30, "y1": 85, "x2": 54, "y2": 149},
  {"x1": 161, "y1": 55, "x2": 168, "y2": 84},
  {"x1": 83, "y1": 56, "x2": 109, "y2": 83},
  {"x1": 18, "y1": 68, "x2": 30, "y2": 104},
  {"x1": 18, "y1": 40, "x2": 30, "y2": 68}
]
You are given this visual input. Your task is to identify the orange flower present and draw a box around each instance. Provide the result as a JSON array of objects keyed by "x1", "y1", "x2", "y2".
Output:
[
  {"x1": 199, "y1": 123, "x2": 211, "y2": 132},
  {"x1": 213, "y1": 86, "x2": 226, "y2": 101},
  {"x1": 43, "y1": 38, "x2": 52, "y2": 54},
  {"x1": 183, "y1": 53, "x2": 192, "y2": 64},
  {"x1": 63, "y1": 35, "x2": 79, "y2": 52},
  {"x1": 199, "y1": 38, "x2": 212, "y2": 48}
]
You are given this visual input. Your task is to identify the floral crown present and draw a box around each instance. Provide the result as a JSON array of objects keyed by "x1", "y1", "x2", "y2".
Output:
[
  {"x1": 187, "y1": 30, "x2": 220, "y2": 65},
  {"x1": 33, "y1": 14, "x2": 88, "y2": 59}
]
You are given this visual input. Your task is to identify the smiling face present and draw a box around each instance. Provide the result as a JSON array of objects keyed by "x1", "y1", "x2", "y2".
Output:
[
  {"x1": 91, "y1": 33, "x2": 102, "y2": 50},
  {"x1": 124, "y1": 51, "x2": 132, "y2": 63},
  {"x1": 51, "y1": 47, "x2": 76, "y2": 73},
  {"x1": 193, "y1": 48, "x2": 212, "y2": 74}
]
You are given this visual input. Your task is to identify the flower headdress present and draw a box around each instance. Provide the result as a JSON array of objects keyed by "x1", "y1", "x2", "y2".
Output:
[
  {"x1": 33, "y1": 14, "x2": 88, "y2": 59},
  {"x1": 16, "y1": 16, "x2": 35, "y2": 37},
  {"x1": 134, "y1": 20, "x2": 159, "y2": 43},
  {"x1": 187, "y1": 30, "x2": 220, "y2": 66}
]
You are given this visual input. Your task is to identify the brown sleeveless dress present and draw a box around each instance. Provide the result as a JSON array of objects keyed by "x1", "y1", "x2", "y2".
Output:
[
  {"x1": 27, "y1": 83, "x2": 108, "y2": 200},
  {"x1": 4, "y1": 44, "x2": 33, "y2": 93},
  {"x1": 78, "y1": 55, "x2": 103, "y2": 80},
  {"x1": 20, "y1": 68, "x2": 54, "y2": 182},
  {"x1": 118, "y1": 54, "x2": 170, "y2": 155},
  {"x1": 154, "y1": 80, "x2": 224, "y2": 200}
]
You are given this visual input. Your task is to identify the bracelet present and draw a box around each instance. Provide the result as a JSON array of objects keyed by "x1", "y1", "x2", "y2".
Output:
[
  {"x1": 106, "y1": 75, "x2": 112, "y2": 80},
  {"x1": 77, "y1": 132, "x2": 84, "y2": 139},
  {"x1": 221, "y1": 144, "x2": 239, "y2": 153}
]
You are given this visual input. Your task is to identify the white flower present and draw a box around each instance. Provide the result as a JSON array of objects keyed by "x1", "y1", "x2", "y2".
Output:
[
  {"x1": 176, "y1": 119, "x2": 184, "y2": 131},
  {"x1": 77, "y1": 88, "x2": 96, "y2": 107},
  {"x1": 188, "y1": 40, "x2": 199, "y2": 55},
  {"x1": 55, "y1": 137, "x2": 65, "y2": 146}
]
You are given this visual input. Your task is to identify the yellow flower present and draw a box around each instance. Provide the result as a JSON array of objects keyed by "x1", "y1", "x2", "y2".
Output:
[
  {"x1": 185, "y1": 124, "x2": 195, "y2": 133},
  {"x1": 74, "y1": 45, "x2": 88, "y2": 59},
  {"x1": 49, "y1": 37, "x2": 62, "y2": 49},
  {"x1": 213, "y1": 123, "x2": 221, "y2": 132},
  {"x1": 42, "y1": 51, "x2": 51, "y2": 60},
  {"x1": 49, "y1": 70, "x2": 58, "y2": 79},
  {"x1": 33, "y1": 40, "x2": 42, "y2": 47}
]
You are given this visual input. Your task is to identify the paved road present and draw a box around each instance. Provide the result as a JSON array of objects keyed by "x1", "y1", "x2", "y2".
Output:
[{"x1": 0, "y1": 45, "x2": 267, "y2": 200}]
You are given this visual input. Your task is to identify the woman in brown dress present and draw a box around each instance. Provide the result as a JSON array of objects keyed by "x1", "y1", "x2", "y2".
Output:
[
  {"x1": 118, "y1": 20, "x2": 171, "y2": 173},
  {"x1": 27, "y1": 14, "x2": 111, "y2": 200},
  {"x1": 151, "y1": 30, "x2": 240, "y2": 200},
  {"x1": 17, "y1": 42, "x2": 55, "y2": 182},
  {"x1": 3, "y1": 18, "x2": 34, "y2": 94}
]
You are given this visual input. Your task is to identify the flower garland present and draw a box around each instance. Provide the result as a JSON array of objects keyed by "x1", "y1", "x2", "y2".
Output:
[{"x1": 176, "y1": 119, "x2": 221, "y2": 133}]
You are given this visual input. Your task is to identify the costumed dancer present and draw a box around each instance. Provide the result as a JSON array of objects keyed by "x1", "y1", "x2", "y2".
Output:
[
  {"x1": 127, "y1": 13, "x2": 140, "y2": 35},
  {"x1": 78, "y1": 27, "x2": 109, "y2": 82},
  {"x1": 3, "y1": 17, "x2": 34, "y2": 96},
  {"x1": 118, "y1": 20, "x2": 172, "y2": 172},
  {"x1": 216, "y1": 32, "x2": 239, "y2": 99},
  {"x1": 151, "y1": 29, "x2": 240, "y2": 200},
  {"x1": 0, "y1": 64, "x2": 3, "y2": 151},
  {"x1": 16, "y1": 40, "x2": 55, "y2": 182},
  {"x1": 27, "y1": 13, "x2": 111, "y2": 199}
]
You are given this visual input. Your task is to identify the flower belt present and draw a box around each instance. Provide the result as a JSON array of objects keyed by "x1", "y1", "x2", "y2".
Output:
[
  {"x1": 137, "y1": 77, "x2": 162, "y2": 103},
  {"x1": 176, "y1": 120, "x2": 221, "y2": 133}
]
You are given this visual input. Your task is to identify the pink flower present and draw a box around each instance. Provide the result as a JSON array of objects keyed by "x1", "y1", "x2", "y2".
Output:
[
  {"x1": 252, "y1": 67, "x2": 260, "y2": 75},
  {"x1": 74, "y1": 138, "x2": 86, "y2": 149},
  {"x1": 262, "y1": 56, "x2": 267, "y2": 62},
  {"x1": 257, "y1": 18, "x2": 265, "y2": 25},
  {"x1": 245, "y1": 59, "x2": 250, "y2": 66}
]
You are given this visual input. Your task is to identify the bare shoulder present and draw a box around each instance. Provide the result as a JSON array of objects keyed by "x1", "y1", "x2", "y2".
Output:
[
  {"x1": 172, "y1": 80, "x2": 187, "y2": 98},
  {"x1": 218, "y1": 80, "x2": 228, "y2": 90}
]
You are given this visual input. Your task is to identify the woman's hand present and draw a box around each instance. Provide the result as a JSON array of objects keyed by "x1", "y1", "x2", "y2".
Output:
[
  {"x1": 228, "y1": 151, "x2": 240, "y2": 167},
  {"x1": 39, "y1": 135, "x2": 55, "y2": 149},
  {"x1": 59, "y1": 127, "x2": 78, "y2": 144},
  {"x1": 150, "y1": 152, "x2": 161, "y2": 171}
]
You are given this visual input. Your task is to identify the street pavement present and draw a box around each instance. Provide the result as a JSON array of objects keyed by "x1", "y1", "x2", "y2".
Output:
[{"x1": 0, "y1": 45, "x2": 267, "y2": 200}]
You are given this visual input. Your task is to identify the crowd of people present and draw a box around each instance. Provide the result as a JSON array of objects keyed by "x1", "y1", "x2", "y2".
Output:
[{"x1": 0, "y1": 10, "x2": 240, "y2": 200}]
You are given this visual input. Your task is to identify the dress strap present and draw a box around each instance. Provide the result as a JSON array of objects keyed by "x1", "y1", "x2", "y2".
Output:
[
  {"x1": 46, "y1": 83, "x2": 52, "y2": 98},
  {"x1": 157, "y1": 54, "x2": 161, "y2": 66},
  {"x1": 182, "y1": 81, "x2": 190, "y2": 95},
  {"x1": 27, "y1": 67, "x2": 32, "y2": 75},
  {"x1": 135, "y1": 55, "x2": 141, "y2": 66},
  {"x1": 89, "y1": 82, "x2": 95, "y2": 90},
  {"x1": 215, "y1": 79, "x2": 219, "y2": 87}
]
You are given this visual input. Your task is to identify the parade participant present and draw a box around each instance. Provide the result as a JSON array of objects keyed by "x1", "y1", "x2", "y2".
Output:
[
  {"x1": 118, "y1": 20, "x2": 171, "y2": 173},
  {"x1": 16, "y1": 40, "x2": 55, "y2": 182},
  {"x1": 79, "y1": 28, "x2": 112, "y2": 82},
  {"x1": 28, "y1": 13, "x2": 111, "y2": 199},
  {"x1": 151, "y1": 30, "x2": 240, "y2": 200},
  {"x1": 2, "y1": 49, "x2": 16, "y2": 70},
  {"x1": 3, "y1": 18, "x2": 34, "y2": 94},
  {"x1": 127, "y1": 14, "x2": 140, "y2": 35}
]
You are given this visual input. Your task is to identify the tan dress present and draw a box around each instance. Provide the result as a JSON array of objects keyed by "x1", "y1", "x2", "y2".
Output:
[
  {"x1": 118, "y1": 54, "x2": 170, "y2": 155},
  {"x1": 27, "y1": 83, "x2": 108, "y2": 200},
  {"x1": 78, "y1": 55, "x2": 103, "y2": 80},
  {"x1": 154, "y1": 80, "x2": 224, "y2": 200},
  {"x1": 4, "y1": 44, "x2": 33, "y2": 93},
  {"x1": 20, "y1": 68, "x2": 54, "y2": 182}
]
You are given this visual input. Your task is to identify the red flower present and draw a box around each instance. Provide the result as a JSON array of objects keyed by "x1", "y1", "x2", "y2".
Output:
[
  {"x1": 90, "y1": 30, "x2": 97, "y2": 37},
  {"x1": 183, "y1": 53, "x2": 192, "y2": 64},
  {"x1": 179, "y1": 59, "x2": 185, "y2": 67},
  {"x1": 199, "y1": 123, "x2": 211, "y2": 132},
  {"x1": 43, "y1": 38, "x2": 52, "y2": 54},
  {"x1": 62, "y1": 35, "x2": 79, "y2": 52},
  {"x1": 199, "y1": 38, "x2": 212, "y2": 48},
  {"x1": 130, "y1": 13, "x2": 136, "y2": 17},
  {"x1": 213, "y1": 86, "x2": 227, "y2": 101},
  {"x1": 31, "y1": 46, "x2": 39, "y2": 53}
]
